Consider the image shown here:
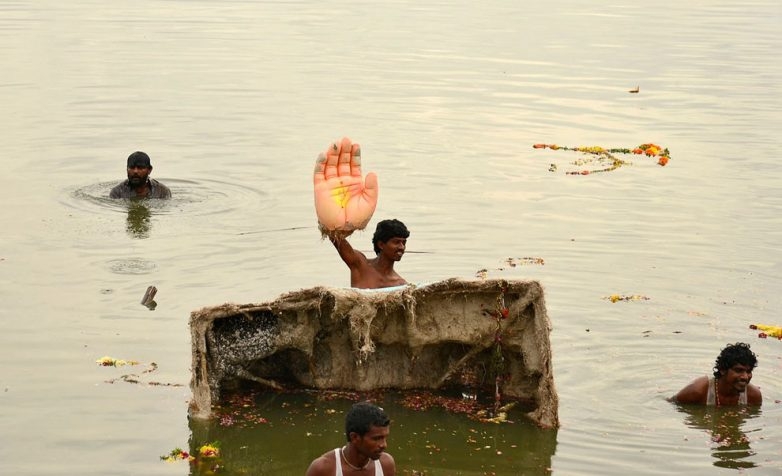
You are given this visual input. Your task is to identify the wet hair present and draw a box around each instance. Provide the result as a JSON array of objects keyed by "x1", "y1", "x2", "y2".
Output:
[
  {"x1": 372, "y1": 219, "x2": 409, "y2": 254},
  {"x1": 713, "y1": 342, "x2": 757, "y2": 378},
  {"x1": 127, "y1": 151, "x2": 152, "y2": 169},
  {"x1": 344, "y1": 401, "x2": 390, "y2": 441}
]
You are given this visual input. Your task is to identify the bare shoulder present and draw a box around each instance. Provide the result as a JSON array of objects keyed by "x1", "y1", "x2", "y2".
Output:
[
  {"x1": 747, "y1": 383, "x2": 763, "y2": 405},
  {"x1": 672, "y1": 375, "x2": 709, "y2": 404},
  {"x1": 305, "y1": 450, "x2": 336, "y2": 476},
  {"x1": 380, "y1": 452, "x2": 396, "y2": 476}
]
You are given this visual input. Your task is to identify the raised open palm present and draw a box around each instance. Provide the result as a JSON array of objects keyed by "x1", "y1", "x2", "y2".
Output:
[{"x1": 313, "y1": 137, "x2": 378, "y2": 235}]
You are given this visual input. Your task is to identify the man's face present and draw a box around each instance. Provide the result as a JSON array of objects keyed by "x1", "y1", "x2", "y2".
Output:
[
  {"x1": 378, "y1": 237, "x2": 406, "y2": 261},
  {"x1": 352, "y1": 424, "x2": 389, "y2": 461},
  {"x1": 127, "y1": 165, "x2": 151, "y2": 187},
  {"x1": 721, "y1": 363, "x2": 753, "y2": 392}
]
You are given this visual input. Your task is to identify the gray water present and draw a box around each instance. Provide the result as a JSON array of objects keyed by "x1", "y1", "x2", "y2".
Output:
[{"x1": 1, "y1": 0, "x2": 781, "y2": 474}]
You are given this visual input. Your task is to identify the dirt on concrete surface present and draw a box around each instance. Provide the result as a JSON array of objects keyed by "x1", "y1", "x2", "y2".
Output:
[{"x1": 189, "y1": 278, "x2": 558, "y2": 428}]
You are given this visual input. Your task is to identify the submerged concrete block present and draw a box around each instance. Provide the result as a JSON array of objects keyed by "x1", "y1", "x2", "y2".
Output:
[{"x1": 189, "y1": 278, "x2": 559, "y2": 428}]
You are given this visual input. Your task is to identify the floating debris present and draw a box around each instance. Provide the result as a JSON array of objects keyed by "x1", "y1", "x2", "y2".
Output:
[
  {"x1": 749, "y1": 324, "x2": 782, "y2": 339},
  {"x1": 95, "y1": 356, "x2": 139, "y2": 367},
  {"x1": 160, "y1": 448, "x2": 194, "y2": 462},
  {"x1": 160, "y1": 442, "x2": 220, "y2": 464},
  {"x1": 628, "y1": 86, "x2": 640, "y2": 93},
  {"x1": 476, "y1": 257, "x2": 545, "y2": 278},
  {"x1": 504, "y1": 257, "x2": 544, "y2": 267},
  {"x1": 604, "y1": 294, "x2": 650, "y2": 303},
  {"x1": 533, "y1": 143, "x2": 671, "y2": 174},
  {"x1": 100, "y1": 360, "x2": 184, "y2": 387},
  {"x1": 141, "y1": 285, "x2": 157, "y2": 310}
]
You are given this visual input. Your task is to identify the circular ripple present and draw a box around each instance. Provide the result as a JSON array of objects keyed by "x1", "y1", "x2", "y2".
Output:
[
  {"x1": 106, "y1": 258, "x2": 158, "y2": 275},
  {"x1": 63, "y1": 178, "x2": 269, "y2": 216}
]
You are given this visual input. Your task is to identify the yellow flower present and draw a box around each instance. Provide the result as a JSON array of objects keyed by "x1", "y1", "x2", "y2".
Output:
[
  {"x1": 96, "y1": 356, "x2": 116, "y2": 366},
  {"x1": 199, "y1": 444, "x2": 220, "y2": 458}
]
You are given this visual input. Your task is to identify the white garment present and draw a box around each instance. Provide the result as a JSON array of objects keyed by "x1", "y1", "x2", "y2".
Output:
[
  {"x1": 334, "y1": 448, "x2": 384, "y2": 476},
  {"x1": 706, "y1": 375, "x2": 748, "y2": 405}
]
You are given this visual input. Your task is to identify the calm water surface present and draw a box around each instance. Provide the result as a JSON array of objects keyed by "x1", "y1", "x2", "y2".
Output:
[{"x1": 1, "y1": 0, "x2": 781, "y2": 474}]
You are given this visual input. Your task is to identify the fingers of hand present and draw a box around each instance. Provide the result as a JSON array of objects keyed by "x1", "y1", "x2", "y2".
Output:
[
  {"x1": 363, "y1": 172, "x2": 379, "y2": 201},
  {"x1": 317, "y1": 137, "x2": 363, "y2": 183},
  {"x1": 313, "y1": 152, "x2": 327, "y2": 181},
  {"x1": 350, "y1": 143, "x2": 362, "y2": 176},
  {"x1": 338, "y1": 138, "x2": 353, "y2": 177},
  {"x1": 324, "y1": 140, "x2": 343, "y2": 180}
]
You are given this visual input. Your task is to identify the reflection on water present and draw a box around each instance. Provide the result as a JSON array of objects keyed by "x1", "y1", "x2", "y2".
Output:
[
  {"x1": 126, "y1": 199, "x2": 151, "y2": 238},
  {"x1": 675, "y1": 404, "x2": 762, "y2": 470},
  {"x1": 186, "y1": 391, "x2": 558, "y2": 475}
]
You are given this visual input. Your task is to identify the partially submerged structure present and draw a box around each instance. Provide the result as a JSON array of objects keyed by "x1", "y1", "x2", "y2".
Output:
[{"x1": 189, "y1": 278, "x2": 558, "y2": 428}]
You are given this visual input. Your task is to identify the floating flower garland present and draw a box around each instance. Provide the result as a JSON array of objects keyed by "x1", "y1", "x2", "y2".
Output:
[
  {"x1": 160, "y1": 448, "x2": 194, "y2": 462},
  {"x1": 533, "y1": 143, "x2": 671, "y2": 175},
  {"x1": 161, "y1": 442, "x2": 221, "y2": 463},
  {"x1": 749, "y1": 324, "x2": 782, "y2": 339}
]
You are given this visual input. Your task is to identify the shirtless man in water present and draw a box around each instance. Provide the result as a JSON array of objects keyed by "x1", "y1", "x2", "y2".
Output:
[
  {"x1": 306, "y1": 401, "x2": 396, "y2": 476},
  {"x1": 314, "y1": 137, "x2": 410, "y2": 289},
  {"x1": 671, "y1": 342, "x2": 762, "y2": 406}
]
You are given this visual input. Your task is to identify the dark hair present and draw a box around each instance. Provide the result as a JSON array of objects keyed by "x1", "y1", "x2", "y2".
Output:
[
  {"x1": 345, "y1": 401, "x2": 390, "y2": 441},
  {"x1": 372, "y1": 219, "x2": 409, "y2": 254},
  {"x1": 713, "y1": 342, "x2": 757, "y2": 378},
  {"x1": 127, "y1": 151, "x2": 152, "y2": 169}
]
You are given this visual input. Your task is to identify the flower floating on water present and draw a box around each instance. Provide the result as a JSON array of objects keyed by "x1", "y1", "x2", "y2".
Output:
[
  {"x1": 605, "y1": 294, "x2": 650, "y2": 303},
  {"x1": 160, "y1": 448, "x2": 194, "y2": 462},
  {"x1": 749, "y1": 324, "x2": 782, "y2": 339},
  {"x1": 95, "y1": 356, "x2": 139, "y2": 367},
  {"x1": 160, "y1": 442, "x2": 221, "y2": 465},
  {"x1": 199, "y1": 443, "x2": 221, "y2": 458},
  {"x1": 533, "y1": 142, "x2": 671, "y2": 174}
]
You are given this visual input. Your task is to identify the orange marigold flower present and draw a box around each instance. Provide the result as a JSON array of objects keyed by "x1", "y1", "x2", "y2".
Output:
[
  {"x1": 658, "y1": 156, "x2": 669, "y2": 166},
  {"x1": 533, "y1": 144, "x2": 546, "y2": 149},
  {"x1": 550, "y1": 144, "x2": 560, "y2": 150},
  {"x1": 632, "y1": 148, "x2": 643, "y2": 154}
]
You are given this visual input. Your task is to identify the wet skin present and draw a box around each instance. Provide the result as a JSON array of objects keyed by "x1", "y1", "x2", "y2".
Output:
[
  {"x1": 127, "y1": 165, "x2": 151, "y2": 187},
  {"x1": 352, "y1": 424, "x2": 390, "y2": 462},
  {"x1": 717, "y1": 364, "x2": 753, "y2": 403}
]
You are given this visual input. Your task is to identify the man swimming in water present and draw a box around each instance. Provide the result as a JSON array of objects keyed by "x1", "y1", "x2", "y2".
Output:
[
  {"x1": 671, "y1": 342, "x2": 762, "y2": 406},
  {"x1": 313, "y1": 137, "x2": 410, "y2": 289},
  {"x1": 110, "y1": 151, "x2": 171, "y2": 199},
  {"x1": 305, "y1": 401, "x2": 396, "y2": 476}
]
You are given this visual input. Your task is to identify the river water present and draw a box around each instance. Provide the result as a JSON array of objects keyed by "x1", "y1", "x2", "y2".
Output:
[{"x1": 1, "y1": 0, "x2": 781, "y2": 474}]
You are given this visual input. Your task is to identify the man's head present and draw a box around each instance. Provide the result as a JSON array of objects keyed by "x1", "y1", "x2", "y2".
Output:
[
  {"x1": 126, "y1": 151, "x2": 153, "y2": 187},
  {"x1": 345, "y1": 401, "x2": 390, "y2": 441},
  {"x1": 345, "y1": 401, "x2": 390, "y2": 460},
  {"x1": 127, "y1": 151, "x2": 152, "y2": 169},
  {"x1": 372, "y1": 219, "x2": 409, "y2": 254},
  {"x1": 713, "y1": 342, "x2": 757, "y2": 379}
]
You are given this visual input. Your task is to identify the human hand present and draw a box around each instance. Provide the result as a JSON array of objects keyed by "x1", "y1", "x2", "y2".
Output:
[{"x1": 313, "y1": 137, "x2": 378, "y2": 235}]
